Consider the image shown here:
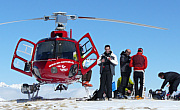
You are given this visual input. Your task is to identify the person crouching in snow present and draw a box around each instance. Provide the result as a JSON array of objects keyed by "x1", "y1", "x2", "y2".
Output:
[
  {"x1": 114, "y1": 77, "x2": 134, "y2": 99},
  {"x1": 158, "y1": 72, "x2": 180, "y2": 96}
]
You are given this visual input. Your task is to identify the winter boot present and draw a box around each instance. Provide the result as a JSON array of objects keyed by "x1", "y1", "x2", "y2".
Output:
[
  {"x1": 82, "y1": 81, "x2": 93, "y2": 87},
  {"x1": 135, "y1": 95, "x2": 140, "y2": 100}
]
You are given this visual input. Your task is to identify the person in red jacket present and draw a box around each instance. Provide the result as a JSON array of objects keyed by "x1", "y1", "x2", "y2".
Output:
[{"x1": 129, "y1": 48, "x2": 147, "y2": 99}]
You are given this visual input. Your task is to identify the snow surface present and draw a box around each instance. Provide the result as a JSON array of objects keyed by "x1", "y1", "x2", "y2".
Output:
[
  {"x1": 0, "y1": 99, "x2": 180, "y2": 110},
  {"x1": 0, "y1": 82, "x2": 180, "y2": 109}
]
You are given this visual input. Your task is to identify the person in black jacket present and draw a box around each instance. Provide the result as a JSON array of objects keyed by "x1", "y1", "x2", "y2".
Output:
[
  {"x1": 158, "y1": 72, "x2": 180, "y2": 94},
  {"x1": 117, "y1": 49, "x2": 132, "y2": 98},
  {"x1": 97, "y1": 45, "x2": 118, "y2": 101}
]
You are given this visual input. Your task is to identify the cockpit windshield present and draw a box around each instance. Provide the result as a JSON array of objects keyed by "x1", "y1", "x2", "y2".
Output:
[{"x1": 35, "y1": 40, "x2": 76, "y2": 60}]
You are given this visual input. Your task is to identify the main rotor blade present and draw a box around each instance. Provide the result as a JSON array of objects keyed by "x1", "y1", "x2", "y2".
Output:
[
  {"x1": 78, "y1": 17, "x2": 168, "y2": 30},
  {"x1": 0, "y1": 18, "x2": 44, "y2": 25}
]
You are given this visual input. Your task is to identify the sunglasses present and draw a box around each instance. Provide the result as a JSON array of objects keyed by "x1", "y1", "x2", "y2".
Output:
[{"x1": 127, "y1": 51, "x2": 131, "y2": 54}]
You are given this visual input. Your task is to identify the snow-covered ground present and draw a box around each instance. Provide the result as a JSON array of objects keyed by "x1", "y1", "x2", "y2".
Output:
[
  {"x1": 0, "y1": 99, "x2": 180, "y2": 110},
  {"x1": 0, "y1": 82, "x2": 179, "y2": 109}
]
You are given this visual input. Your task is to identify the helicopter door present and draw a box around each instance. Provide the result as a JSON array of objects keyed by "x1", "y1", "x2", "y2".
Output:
[
  {"x1": 77, "y1": 33, "x2": 99, "y2": 75},
  {"x1": 11, "y1": 38, "x2": 36, "y2": 77}
]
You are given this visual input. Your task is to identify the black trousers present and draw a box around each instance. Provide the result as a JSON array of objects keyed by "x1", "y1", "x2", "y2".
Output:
[
  {"x1": 134, "y1": 71, "x2": 144, "y2": 97},
  {"x1": 82, "y1": 70, "x2": 92, "y2": 82},
  {"x1": 169, "y1": 79, "x2": 180, "y2": 94},
  {"x1": 98, "y1": 70, "x2": 113, "y2": 98},
  {"x1": 117, "y1": 72, "x2": 131, "y2": 95}
]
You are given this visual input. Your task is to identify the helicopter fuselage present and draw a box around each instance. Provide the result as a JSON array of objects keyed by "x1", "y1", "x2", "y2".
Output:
[
  {"x1": 32, "y1": 37, "x2": 80, "y2": 84},
  {"x1": 11, "y1": 30, "x2": 99, "y2": 85}
]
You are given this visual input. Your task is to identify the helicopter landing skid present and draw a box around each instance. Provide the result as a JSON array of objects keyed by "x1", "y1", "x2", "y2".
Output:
[
  {"x1": 77, "y1": 81, "x2": 91, "y2": 99},
  {"x1": 85, "y1": 86, "x2": 91, "y2": 99},
  {"x1": 21, "y1": 83, "x2": 43, "y2": 100}
]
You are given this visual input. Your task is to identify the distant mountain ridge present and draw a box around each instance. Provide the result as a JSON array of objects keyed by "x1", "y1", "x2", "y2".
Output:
[{"x1": 0, "y1": 82, "x2": 21, "y2": 89}]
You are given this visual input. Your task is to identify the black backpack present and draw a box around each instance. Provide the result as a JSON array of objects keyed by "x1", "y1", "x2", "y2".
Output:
[
  {"x1": 149, "y1": 89, "x2": 166, "y2": 100},
  {"x1": 174, "y1": 93, "x2": 180, "y2": 100},
  {"x1": 87, "y1": 89, "x2": 99, "y2": 101}
]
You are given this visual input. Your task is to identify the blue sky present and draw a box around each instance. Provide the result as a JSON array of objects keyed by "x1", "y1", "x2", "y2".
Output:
[{"x1": 0, "y1": 0, "x2": 180, "y2": 93}]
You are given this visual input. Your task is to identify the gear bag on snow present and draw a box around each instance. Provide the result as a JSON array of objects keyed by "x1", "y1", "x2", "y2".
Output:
[
  {"x1": 87, "y1": 89, "x2": 99, "y2": 101},
  {"x1": 149, "y1": 89, "x2": 166, "y2": 100}
]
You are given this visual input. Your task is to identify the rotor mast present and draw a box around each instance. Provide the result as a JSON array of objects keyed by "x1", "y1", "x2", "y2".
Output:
[{"x1": 53, "y1": 12, "x2": 67, "y2": 31}]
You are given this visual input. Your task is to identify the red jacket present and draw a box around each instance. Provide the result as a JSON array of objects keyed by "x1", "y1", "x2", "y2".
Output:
[{"x1": 129, "y1": 52, "x2": 147, "y2": 71}]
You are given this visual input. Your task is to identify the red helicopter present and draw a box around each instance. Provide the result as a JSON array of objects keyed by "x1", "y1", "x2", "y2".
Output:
[{"x1": 1, "y1": 12, "x2": 167, "y2": 100}]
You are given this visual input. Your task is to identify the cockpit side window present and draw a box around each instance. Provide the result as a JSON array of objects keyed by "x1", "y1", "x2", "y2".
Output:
[
  {"x1": 55, "y1": 41, "x2": 76, "y2": 60},
  {"x1": 35, "y1": 40, "x2": 77, "y2": 60},
  {"x1": 35, "y1": 41, "x2": 55, "y2": 60}
]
